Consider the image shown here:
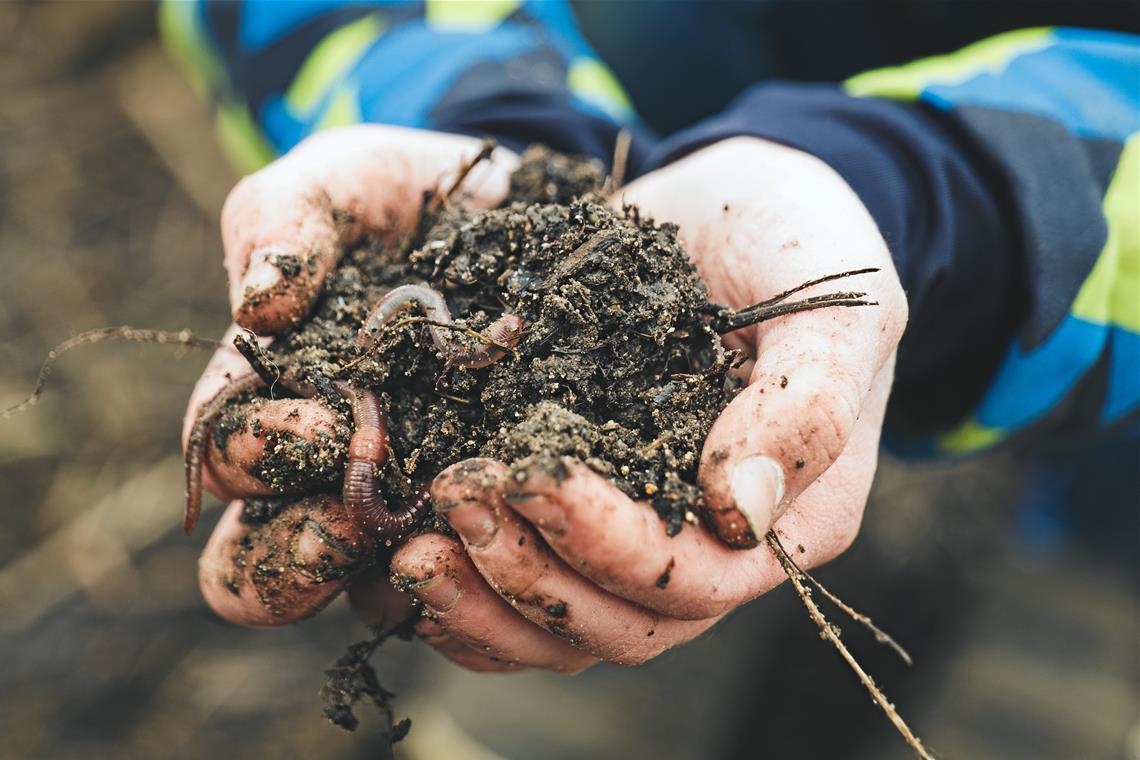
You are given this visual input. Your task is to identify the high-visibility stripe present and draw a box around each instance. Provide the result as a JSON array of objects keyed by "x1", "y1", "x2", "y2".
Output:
[
  {"x1": 1072, "y1": 134, "x2": 1140, "y2": 333},
  {"x1": 845, "y1": 27, "x2": 1052, "y2": 101},
  {"x1": 425, "y1": 0, "x2": 520, "y2": 32},
  {"x1": 286, "y1": 13, "x2": 385, "y2": 115}
]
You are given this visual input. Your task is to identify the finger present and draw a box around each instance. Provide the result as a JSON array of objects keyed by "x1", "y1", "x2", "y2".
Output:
[
  {"x1": 433, "y1": 460, "x2": 717, "y2": 665},
  {"x1": 505, "y1": 457, "x2": 760, "y2": 620},
  {"x1": 415, "y1": 619, "x2": 527, "y2": 673},
  {"x1": 391, "y1": 532, "x2": 596, "y2": 673},
  {"x1": 181, "y1": 326, "x2": 347, "y2": 502},
  {"x1": 346, "y1": 564, "x2": 414, "y2": 631},
  {"x1": 198, "y1": 495, "x2": 373, "y2": 626},
  {"x1": 504, "y1": 359, "x2": 889, "y2": 617},
  {"x1": 203, "y1": 395, "x2": 346, "y2": 499},
  {"x1": 221, "y1": 125, "x2": 518, "y2": 333},
  {"x1": 729, "y1": 356, "x2": 897, "y2": 593},
  {"x1": 699, "y1": 333, "x2": 900, "y2": 549}
]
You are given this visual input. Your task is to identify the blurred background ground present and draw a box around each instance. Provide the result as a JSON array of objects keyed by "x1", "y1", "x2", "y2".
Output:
[{"x1": 0, "y1": 3, "x2": 1136, "y2": 759}]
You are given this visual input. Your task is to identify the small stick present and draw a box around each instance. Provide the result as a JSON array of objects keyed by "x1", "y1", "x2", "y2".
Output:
[
  {"x1": 774, "y1": 534, "x2": 912, "y2": 666},
  {"x1": 766, "y1": 531, "x2": 934, "y2": 760},
  {"x1": 233, "y1": 331, "x2": 281, "y2": 390},
  {"x1": 640, "y1": 430, "x2": 675, "y2": 456},
  {"x1": 2, "y1": 326, "x2": 219, "y2": 419},
  {"x1": 709, "y1": 268, "x2": 881, "y2": 334},
  {"x1": 433, "y1": 138, "x2": 496, "y2": 208},
  {"x1": 390, "y1": 316, "x2": 519, "y2": 353},
  {"x1": 607, "y1": 129, "x2": 632, "y2": 194},
  {"x1": 749, "y1": 267, "x2": 880, "y2": 311}
]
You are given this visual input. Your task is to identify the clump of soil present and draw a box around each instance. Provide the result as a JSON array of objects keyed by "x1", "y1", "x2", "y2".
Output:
[{"x1": 249, "y1": 146, "x2": 741, "y2": 535}]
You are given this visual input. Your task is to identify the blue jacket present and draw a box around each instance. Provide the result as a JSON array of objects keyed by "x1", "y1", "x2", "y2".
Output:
[{"x1": 161, "y1": 1, "x2": 1140, "y2": 457}]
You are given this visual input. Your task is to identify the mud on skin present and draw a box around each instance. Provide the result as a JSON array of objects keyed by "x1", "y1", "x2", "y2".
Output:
[{"x1": 216, "y1": 146, "x2": 742, "y2": 539}]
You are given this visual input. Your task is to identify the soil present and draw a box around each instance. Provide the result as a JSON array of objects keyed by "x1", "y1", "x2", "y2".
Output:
[{"x1": 229, "y1": 146, "x2": 742, "y2": 536}]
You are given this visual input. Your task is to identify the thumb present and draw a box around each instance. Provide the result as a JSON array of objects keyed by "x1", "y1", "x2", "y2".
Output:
[
  {"x1": 699, "y1": 332, "x2": 896, "y2": 548},
  {"x1": 220, "y1": 125, "x2": 517, "y2": 334}
]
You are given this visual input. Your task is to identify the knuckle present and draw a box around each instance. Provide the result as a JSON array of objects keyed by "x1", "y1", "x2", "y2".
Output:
[
  {"x1": 794, "y1": 363, "x2": 861, "y2": 464},
  {"x1": 222, "y1": 173, "x2": 261, "y2": 225}
]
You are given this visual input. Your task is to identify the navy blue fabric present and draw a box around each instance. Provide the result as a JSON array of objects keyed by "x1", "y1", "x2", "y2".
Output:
[{"x1": 646, "y1": 83, "x2": 1023, "y2": 434}]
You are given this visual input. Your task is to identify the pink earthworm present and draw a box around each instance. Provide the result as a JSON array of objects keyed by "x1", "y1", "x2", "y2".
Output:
[
  {"x1": 333, "y1": 381, "x2": 430, "y2": 542},
  {"x1": 184, "y1": 371, "x2": 265, "y2": 535},
  {"x1": 184, "y1": 367, "x2": 316, "y2": 535},
  {"x1": 357, "y1": 283, "x2": 523, "y2": 369}
]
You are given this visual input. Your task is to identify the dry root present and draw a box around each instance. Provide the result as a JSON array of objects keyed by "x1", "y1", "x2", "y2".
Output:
[{"x1": 767, "y1": 531, "x2": 935, "y2": 760}]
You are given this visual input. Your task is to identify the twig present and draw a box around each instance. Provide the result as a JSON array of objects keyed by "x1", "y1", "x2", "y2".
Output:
[
  {"x1": 433, "y1": 138, "x2": 496, "y2": 208},
  {"x1": 607, "y1": 129, "x2": 632, "y2": 194},
  {"x1": 233, "y1": 331, "x2": 282, "y2": 391},
  {"x1": 766, "y1": 531, "x2": 934, "y2": 760},
  {"x1": 2, "y1": 326, "x2": 219, "y2": 419},
  {"x1": 709, "y1": 268, "x2": 881, "y2": 334},
  {"x1": 640, "y1": 430, "x2": 675, "y2": 456},
  {"x1": 776, "y1": 534, "x2": 912, "y2": 666},
  {"x1": 390, "y1": 315, "x2": 518, "y2": 352}
]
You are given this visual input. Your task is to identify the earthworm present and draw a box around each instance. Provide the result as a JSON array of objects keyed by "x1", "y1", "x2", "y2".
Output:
[
  {"x1": 334, "y1": 381, "x2": 431, "y2": 542},
  {"x1": 184, "y1": 371, "x2": 266, "y2": 535},
  {"x1": 185, "y1": 347, "x2": 429, "y2": 542},
  {"x1": 183, "y1": 362, "x2": 317, "y2": 535},
  {"x1": 357, "y1": 283, "x2": 523, "y2": 369}
]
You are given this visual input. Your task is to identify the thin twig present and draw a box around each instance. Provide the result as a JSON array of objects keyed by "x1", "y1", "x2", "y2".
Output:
[
  {"x1": 434, "y1": 138, "x2": 496, "y2": 208},
  {"x1": 766, "y1": 531, "x2": 934, "y2": 760},
  {"x1": 707, "y1": 268, "x2": 881, "y2": 334},
  {"x1": 753, "y1": 267, "x2": 880, "y2": 310},
  {"x1": 233, "y1": 331, "x2": 282, "y2": 391},
  {"x1": 776, "y1": 535, "x2": 912, "y2": 666},
  {"x1": 640, "y1": 430, "x2": 675, "y2": 456},
  {"x1": 607, "y1": 129, "x2": 632, "y2": 194},
  {"x1": 714, "y1": 296, "x2": 878, "y2": 334},
  {"x1": 390, "y1": 315, "x2": 518, "y2": 352},
  {"x1": 1, "y1": 326, "x2": 219, "y2": 419}
]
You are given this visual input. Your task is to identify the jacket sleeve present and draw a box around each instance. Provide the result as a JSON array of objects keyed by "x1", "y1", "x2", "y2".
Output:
[
  {"x1": 158, "y1": 0, "x2": 647, "y2": 173},
  {"x1": 649, "y1": 27, "x2": 1140, "y2": 456}
]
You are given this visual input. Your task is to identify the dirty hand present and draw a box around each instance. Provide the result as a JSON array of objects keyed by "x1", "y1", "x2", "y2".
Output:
[
  {"x1": 182, "y1": 126, "x2": 518, "y2": 626},
  {"x1": 376, "y1": 137, "x2": 907, "y2": 672}
]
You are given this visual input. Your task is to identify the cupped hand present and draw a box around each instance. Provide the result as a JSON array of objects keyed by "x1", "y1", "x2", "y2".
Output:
[
  {"x1": 182, "y1": 125, "x2": 518, "y2": 627},
  {"x1": 367, "y1": 137, "x2": 907, "y2": 672},
  {"x1": 186, "y1": 130, "x2": 907, "y2": 676}
]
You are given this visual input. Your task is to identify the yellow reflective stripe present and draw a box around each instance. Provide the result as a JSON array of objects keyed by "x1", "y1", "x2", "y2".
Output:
[
  {"x1": 567, "y1": 57, "x2": 633, "y2": 122},
  {"x1": 216, "y1": 101, "x2": 276, "y2": 174},
  {"x1": 845, "y1": 27, "x2": 1053, "y2": 100},
  {"x1": 425, "y1": 0, "x2": 520, "y2": 32},
  {"x1": 158, "y1": 0, "x2": 226, "y2": 99},
  {"x1": 1071, "y1": 134, "x2": 1140, "y2": 332},
  {"x1": 286, "y1": 13, "x2": 385, "y2": 115},
  {"x1": 315, "y1": 84, "x2": 363, "y2": 131},
  {"x1": 937, "y1": 418, "x2": 1007, "y2": 455}
]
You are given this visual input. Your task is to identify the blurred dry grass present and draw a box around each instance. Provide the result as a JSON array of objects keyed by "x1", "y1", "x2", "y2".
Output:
[{"x1": 0, "y1": 3, "x2": 1136, "y2": 760}]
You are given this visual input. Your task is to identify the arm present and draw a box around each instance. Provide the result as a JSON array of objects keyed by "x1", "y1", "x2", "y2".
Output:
[
  {"x1": 647, "y1": 27, "x2": 1140, "y2": 454},
  {"x1": 158, "y1": 0, "x2": 649, "y2": 172}
]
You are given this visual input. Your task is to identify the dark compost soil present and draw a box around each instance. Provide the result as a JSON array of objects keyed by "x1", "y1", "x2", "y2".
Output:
[{"x1": 220, "y1": 146, "x2": 742, "y2": 538}]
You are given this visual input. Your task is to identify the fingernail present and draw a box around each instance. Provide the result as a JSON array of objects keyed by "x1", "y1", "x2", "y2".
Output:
[
  {"x1": 416, "y1": 618, "x2": 447, "y2": 638},
  {"x1": 731, "y1": 456, "x2": 786, "y2": 538},
  {"x1": 505, "y1": 491, "x2": 566, "y2": 535},
  {"x1": 441, "y1": 501, "x2": 498, "y2": 548},
  {"x1": 241, "y1": 245, "x2": 287, "y2": 297},
  {"x1": 411, "y1": 574, "x2": 461, "y2": 613}
]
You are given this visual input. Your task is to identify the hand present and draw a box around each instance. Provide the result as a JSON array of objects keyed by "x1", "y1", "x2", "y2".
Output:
[
  {"x1": 368, "y1": 137, "x2": 907, "y2": 671},
  {"x1": 182, "y1": 125, "x2": 518, "y2": 626}
]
